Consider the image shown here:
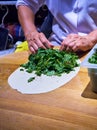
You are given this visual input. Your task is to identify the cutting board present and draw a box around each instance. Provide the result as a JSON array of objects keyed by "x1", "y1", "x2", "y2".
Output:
[{"x1": 8, "y1": 62, "x2": 80, "y2": 94}]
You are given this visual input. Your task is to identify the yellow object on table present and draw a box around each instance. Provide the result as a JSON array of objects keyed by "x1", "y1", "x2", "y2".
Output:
[{"x1": 15, "y1": 41, "x2": 29, "y2": 52}]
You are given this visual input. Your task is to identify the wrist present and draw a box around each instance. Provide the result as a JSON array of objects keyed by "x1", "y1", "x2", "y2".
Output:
[
  {"x1": 88, "y1": 30, "x2": 97, "y2": 45},
  {"x1": 25, "y1": 30, "x2": 37, "y2": 38}
]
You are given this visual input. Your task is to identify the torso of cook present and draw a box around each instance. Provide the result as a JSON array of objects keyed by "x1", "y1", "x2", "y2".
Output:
[{"x1": 16, "y1": 0, "x2": 97, "y2": 45}]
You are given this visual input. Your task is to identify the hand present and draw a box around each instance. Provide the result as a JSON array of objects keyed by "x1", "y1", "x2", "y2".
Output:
[
  {"x1": 26, "y1": 31, "x2": 54, "y2": 53},
  {"x1": 60, "y1": 34, "x2": 94, "y2": 52}
]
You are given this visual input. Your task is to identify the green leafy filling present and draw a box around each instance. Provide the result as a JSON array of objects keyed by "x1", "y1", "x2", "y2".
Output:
[
  {"x1": 28, "y1": 77, "x2": 35, "y2": 83},
  {"x1": 20, "y1": 48, "x2": 79, "y2": 78},
  {"x1": 88, "y1": 49, "x2": 97, "y2": 64}
]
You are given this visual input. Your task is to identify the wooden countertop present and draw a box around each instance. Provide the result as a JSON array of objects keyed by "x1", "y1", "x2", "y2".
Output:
[{"x1": 0, "y1": 51, "x2": 97, "y2": 130}]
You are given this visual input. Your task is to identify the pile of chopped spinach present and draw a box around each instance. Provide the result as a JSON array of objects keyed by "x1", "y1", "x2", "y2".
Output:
[
  {"x1": 20, "y1": 48, "x2": 79, "y2": 78},
  {"x1": 88, "y1": 49, "x2": 97, "y2": 64}
]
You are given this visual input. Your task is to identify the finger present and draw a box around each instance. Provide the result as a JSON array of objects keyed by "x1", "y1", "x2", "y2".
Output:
[
  {"x1": 33, "y1": 38, "x2": 47, "y2": 49},
  {"x1": 67, "y1": 41, "x2": 76, "y2": 49},
  {"x1": 60, "y1": 42, "x2": 65, "y2": 50},
  {"x1": 71, "y1": 42, "x2": 81, "y2": 52},
  {"x1": 28, "y1": 40, "x2": 39, "y2": 53},
  {"x1": 29, "y1": 46, "x2": 36, "y2": 54},
  {"x1": 39, "y1": 33, "x2": 54, "y2": 48},
  {"x1": 60, "y1": 38, "x2": 72, "y2": 51}
]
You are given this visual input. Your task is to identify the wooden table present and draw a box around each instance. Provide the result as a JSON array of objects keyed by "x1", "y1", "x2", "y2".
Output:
[{"x1": 0, "y1": 51, "x2": 97, "y2": 130}]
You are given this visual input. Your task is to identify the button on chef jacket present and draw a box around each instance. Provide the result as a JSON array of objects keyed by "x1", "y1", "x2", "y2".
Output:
[{"x1": 16, "y1": 0, "x2": 97, "y2": 45}]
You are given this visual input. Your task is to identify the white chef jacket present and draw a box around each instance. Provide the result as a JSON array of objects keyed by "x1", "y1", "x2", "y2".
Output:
[{"x1": 16, "y1": 0, "x2": 97, "y2": 45}]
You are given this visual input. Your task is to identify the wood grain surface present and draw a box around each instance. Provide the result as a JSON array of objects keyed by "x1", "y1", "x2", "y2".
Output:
[{"x1": 0, "y1": 51, "x2": 97, "y2": 130}]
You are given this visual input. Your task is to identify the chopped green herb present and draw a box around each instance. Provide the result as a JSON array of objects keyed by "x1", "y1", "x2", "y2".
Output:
[
  {"x1": 20, "y1": 68, "x2": 24, "y2": 71},
  {"x1": 28, "y1": 77, "x2": 35, "y2": 83},
  {"x1": 20, "y1": 48, "x2": 79, "y2": 77},
  {"x1": 88, "y1": 49, "x2": 97, "y2": 64}
]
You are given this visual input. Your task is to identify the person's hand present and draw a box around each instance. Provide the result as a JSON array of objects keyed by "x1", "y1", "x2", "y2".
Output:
[
  {"x1": 60, "y1": 34, "x2": 94, "y2": 52},
  {"x1": 26, "y1": 31, "x2": 54, "y2": 53}
]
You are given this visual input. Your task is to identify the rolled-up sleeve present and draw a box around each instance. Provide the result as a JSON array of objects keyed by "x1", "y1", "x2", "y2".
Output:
[{"x1": 16, "y1": 0, "x2": 45, "y2": 14}]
